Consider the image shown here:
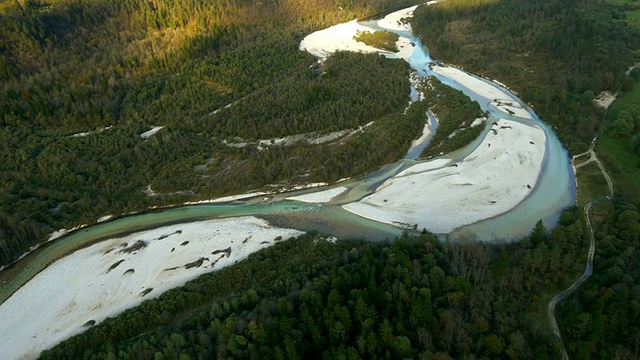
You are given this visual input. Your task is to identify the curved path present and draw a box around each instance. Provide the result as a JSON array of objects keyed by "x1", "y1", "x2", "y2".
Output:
[{"x1": 548, "y1": 130, "x2": 614, "y2": 359}]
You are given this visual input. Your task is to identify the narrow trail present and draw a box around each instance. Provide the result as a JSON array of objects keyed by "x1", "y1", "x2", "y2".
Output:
[{"x1": 549, "y1": 122, "x2": 614, "y2": 359}]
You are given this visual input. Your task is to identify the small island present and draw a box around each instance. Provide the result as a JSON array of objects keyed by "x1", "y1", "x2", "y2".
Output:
[{"x1": 353, "y1": 30, "x2": 399, "y2": 52}]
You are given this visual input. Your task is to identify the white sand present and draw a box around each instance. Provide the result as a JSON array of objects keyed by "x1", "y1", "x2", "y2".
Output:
[
  {"x1": 397, "y1": 158, "x2": 452, "y2": 175},
  {"x1": 289, "y1": 182, "x2": 328, "y2": 191},
  {"x1": 410, "y1": 122, "x2": 433, "y2": 149},
  {"x1": 140, "y1": 126, "x2": 164, "y2": 139},
  {"x1": 47, "y1": 224, "x2": 88, "y2": 242},
  {"x1": 594, "y1": 91, "x2": 617, "y2": 109},
  {"x1": 97, "y1": 215, "x2": 114, "y2": 223},
  {"x1": 299, "y1": 5, "x2": 429, "y2": 62},
  {"x1": 392, "y1": 37, "x2": 416, "y2": 60},
  {"x1": 224, "y1": 127, "x2": 372, "y2": 150},
  {"x1": 69, "y1": 126, "x2": 113, "y2": 138},
  {"x1": 431, "y1": 66, "x2": 532, "y2": 119},
  {"x1": 209, "y1": 192, "x2": 271, "y2": 203},
  {"x1": 0, "y1": 217, "x2": 303, "y2": 360},
  {"x1": 343, "y1": 119, "x2": 546, "y2": 233},
  {"x1": 376, "y1": 5, "x2": 418, "y2": 32},
  {"x1": 299, "y1": 20, "x2": 382, "y2": 60},
  {"x1": 256, "y1": 129, "x2": 350, "y2": 147},
  {"x1": 471, "y1": 117, "x2": 485, "y2": 127},
  {"x1": 287, "y1": 186, "x2": 348, "y2": 203}
]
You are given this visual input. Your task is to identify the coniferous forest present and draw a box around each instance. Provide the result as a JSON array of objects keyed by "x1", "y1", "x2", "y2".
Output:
[{"x1": 2, "y1": 0, "x2": 640, "y2": 358}]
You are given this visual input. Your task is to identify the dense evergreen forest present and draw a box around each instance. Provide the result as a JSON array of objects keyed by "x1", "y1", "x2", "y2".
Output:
[
  {"x1": 557, "y1": 200, "x2": 640, "y2": 359},
  {"x1": 0, "y1": 0, "x2": 422, "y2": 265},
  {"x1": 41, "y1": 208, "x2": 588, "y2": 359},
  {"x1": 417, "y1": 77, "x2": 485, "y2": 158}
]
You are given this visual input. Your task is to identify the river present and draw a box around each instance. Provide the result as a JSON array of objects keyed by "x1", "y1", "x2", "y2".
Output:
[{"x1": 0, "y1": 4, "x2": 575, "y2": 358}]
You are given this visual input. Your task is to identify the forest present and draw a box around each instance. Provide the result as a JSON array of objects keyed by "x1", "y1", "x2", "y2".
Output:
[
  {"x1": 556, "y1": 199, "x2": 640, "y2": 359},
  {"x1": 417, "y1": 77, "x2": 485, "y2": 159},
  {"x1": 3, "y1": 0, "x2": 640, "y2": 358}
]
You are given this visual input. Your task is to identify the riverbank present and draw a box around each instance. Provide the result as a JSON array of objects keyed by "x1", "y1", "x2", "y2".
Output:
[
  {"x1": 0, "y1": 217, "x2": 303, "y2": 360},
  {"x1": 430, "y1": 65, "x2": 532, "y2": 119},
  {"x1": 300, "y1": 4, "x2": 556, "y2": 235}
]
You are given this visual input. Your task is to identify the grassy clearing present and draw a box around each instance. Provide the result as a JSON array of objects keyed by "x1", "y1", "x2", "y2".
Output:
[
  {"x1": 575, "y1": 161, "x2": 610, "y2": 206},
  {"x1": 598, "y1": 78, "x2": 640, "y2": 204},
  {"x1": 597, "y1": 135, "x2": 640, "y2": 203},
  {"x1": 606, "y1": 0, "x2": 640, "y2": 28}
]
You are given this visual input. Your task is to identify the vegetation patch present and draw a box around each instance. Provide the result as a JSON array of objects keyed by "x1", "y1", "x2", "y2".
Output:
[
  {"x1": 575, "y1": 161, "x2": 610, "y2": 206},
  {"x1": 418, "y1": 77, "x2": 486, "y2": 158},
  {"x1": 598, "y1": 77, "x2": 640, "y2": 203},
  {"x1": 353, "y1": 30, "x2": 400, "y2": 52}
]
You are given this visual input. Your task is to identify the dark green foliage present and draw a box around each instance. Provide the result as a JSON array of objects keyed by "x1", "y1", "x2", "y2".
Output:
[
  {"x1": 557, "y1": 201, "x2": 640, "y2": 359},
  {"x1": 418, "y1": 77, "x2": 485, "y2": 158},
  {"x1": 40, "y1": 207, "x2": 588, "y2": 359},
  {"x1": 353, "y1": 30, "x2": 400, "y2": 52},
  {"x1": 206, "y1": 52, "x2": 410, "y2": 140}
]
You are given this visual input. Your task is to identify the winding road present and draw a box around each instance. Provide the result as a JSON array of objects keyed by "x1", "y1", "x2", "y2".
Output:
[{"x1": 548, "y1": 128, "x2": 614, "y2": 359}]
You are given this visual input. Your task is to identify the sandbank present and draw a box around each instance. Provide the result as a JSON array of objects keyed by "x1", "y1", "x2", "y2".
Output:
[
  {"x1": 376, "y1": 5, "x2": 418, "y2": 32},
  {"x1": 299, "y1": 20, "x2": 382, "y2": 60},
  {"x1": 140, "y1": 126, "x2": 164, "y2": 139},
  {"x1": 0, "y1": 217, "x2": 303, "y2": 360},
  {"x1": 431, "y1": 66, "x2": 532, "y2": 119},
  {"x1": 343, "y1": 119, "x2": 546, "y2": 233},
  {"x1": 287, "y1": 186, "x2": 348, "y2": 203}
]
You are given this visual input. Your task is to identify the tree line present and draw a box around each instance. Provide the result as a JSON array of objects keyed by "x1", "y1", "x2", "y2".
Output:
[{"x1": 417, "y1": 77, "x2": 485, "y2": 159}]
